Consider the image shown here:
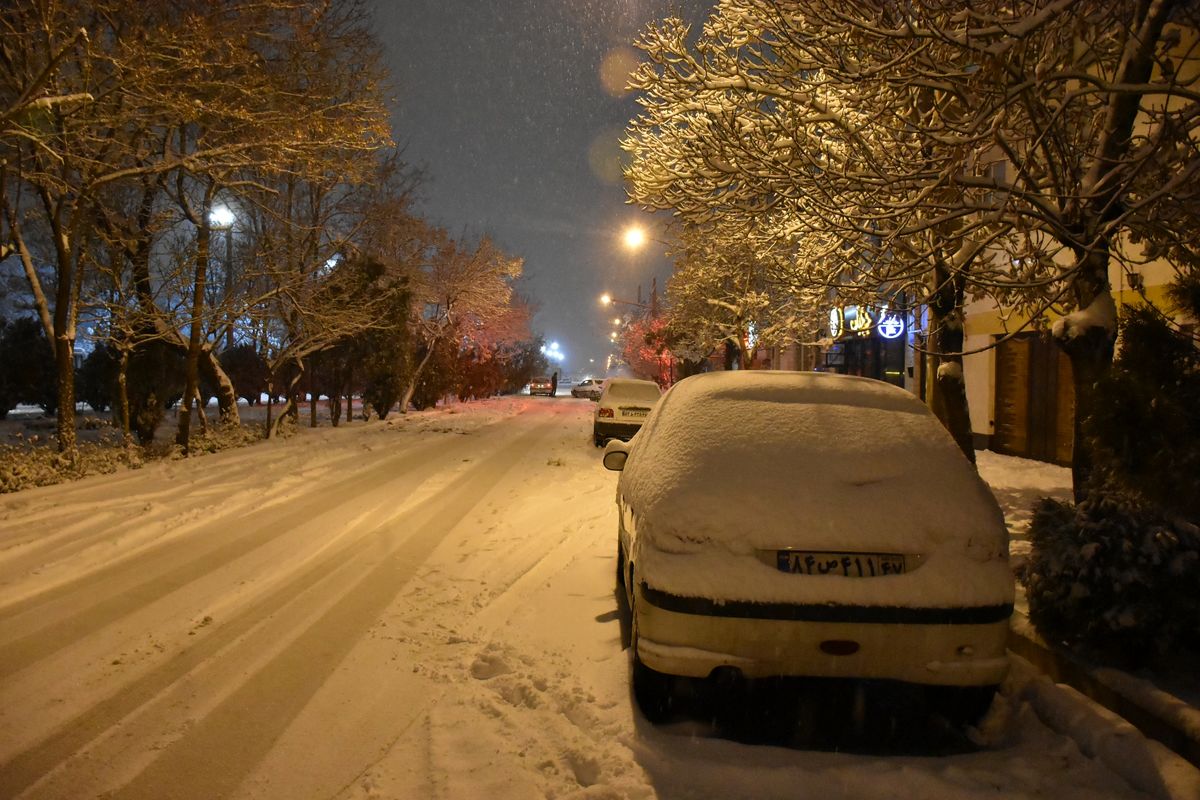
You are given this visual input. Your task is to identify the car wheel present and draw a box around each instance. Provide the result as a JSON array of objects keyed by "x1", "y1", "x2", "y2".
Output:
[
  {"x1": 616, "y1": 540, "x2": 625, "y2": 587},
  {"x1": 594, "y1": 435, "x2": 603, "y2": 448},
  {"x1": 630, "y1": 592, "x2": 674, "y2": 723},
  {"x1": 925, "y1": 684, "x2": 998, "y2": 728}
]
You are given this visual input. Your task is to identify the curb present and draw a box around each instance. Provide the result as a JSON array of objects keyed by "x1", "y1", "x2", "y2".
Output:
[
  {"x1": 1008, "y1": 654, "x2": 1200, "y2": 800},
  {"x1": 1008, "y1": 610, "x2": 1200, "y2": 771}
]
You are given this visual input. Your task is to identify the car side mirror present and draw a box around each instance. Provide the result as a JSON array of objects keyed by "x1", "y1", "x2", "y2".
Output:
[{"x1": 602, "y1": 440, "x2": 629, "y2": 471}]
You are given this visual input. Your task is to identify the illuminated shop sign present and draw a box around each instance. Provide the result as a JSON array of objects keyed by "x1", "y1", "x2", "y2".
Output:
[
  {"x1": 829, "y1": 308, "x2": 843, "y2": 338},
  {"x1": 828, "y1": 305, "x2": 906, "y2": 339},
  {"x1": 877, "y1": 309, "x2": 905, "y2": 339}
]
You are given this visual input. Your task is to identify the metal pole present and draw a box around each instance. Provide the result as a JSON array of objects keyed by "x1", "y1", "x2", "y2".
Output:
[{"x1": 224, "y1": 226, "x2": 234, "y2": 350}]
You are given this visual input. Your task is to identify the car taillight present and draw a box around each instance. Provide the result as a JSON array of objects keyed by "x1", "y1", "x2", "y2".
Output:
[{"x1": 599, "y1": 407, "x2": 614, "y2": 418}]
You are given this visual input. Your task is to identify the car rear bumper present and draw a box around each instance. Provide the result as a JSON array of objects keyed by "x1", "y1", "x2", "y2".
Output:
[
  {"x1": 633, "y1": 582, "x2": 1011, "y2": 685},
  {"x1": 593, "y1": 419, "x2": 643, "y2": 440}
]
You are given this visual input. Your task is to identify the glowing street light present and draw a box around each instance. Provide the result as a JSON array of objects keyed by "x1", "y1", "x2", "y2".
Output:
[
  {"x1": 598, "y1": 291, "x2": 647, "y2": 310},
  {"x1": 622, "y1": 225, "x2": 647, "y2": 250},
  {"x1": 209, "y1": 205, "x2": 235, "y2": 228},
  {"x1": 540, "y1": 340, "x2": 565, "y2": 363},
  {"x1": 208, "y1": 205, "x2": 237, "y2": 349}
]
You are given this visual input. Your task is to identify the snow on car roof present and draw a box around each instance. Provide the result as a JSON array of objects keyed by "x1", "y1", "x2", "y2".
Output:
[
  {"x1": 621, "y1": 371, "x2": 1010, "y2": 606},
  {"x1": 602, "y1": 378, "x2": 662, "y2": 401}
]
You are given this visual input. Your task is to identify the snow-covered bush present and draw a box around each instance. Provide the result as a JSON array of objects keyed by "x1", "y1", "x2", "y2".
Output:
[
  {"x1": 1024, "y1": 483, "x2": 1200, "y2": 661},
  {"x1": 0, "y1": 436, "x2": 139, "y2": 494},
  {"x1": 0, "y1": 422, "x2": 265, "y2": 494},
  {"x1": 1026, "y1": 276, "x2": 1200, "y2": 661}
]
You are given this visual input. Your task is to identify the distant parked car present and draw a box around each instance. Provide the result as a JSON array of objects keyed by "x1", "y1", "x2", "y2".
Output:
[
  {"x1": 602, "y1": 370, "x2": 1013, "y2": 727},
  {"x1": 571, "y1": 378, "x2": 606, "y2": 400},
  {"x1": 528, "y1": 376, "x2": 554, "y2": 396},
  {"x1": 593, "y1": 378, "x2": 662, "y2": 447}
]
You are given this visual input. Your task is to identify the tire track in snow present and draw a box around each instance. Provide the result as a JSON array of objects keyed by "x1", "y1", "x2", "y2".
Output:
[
  {"x1": 0, "y1": 414, "x2": 554, "y2": 800},
  {"x1": 0, "y1": 433, "x2": 460, "y2": 681},
  {"x1": 103, "y1": 420, "x2": 551, "y2": 800},
  {"x1": 0, "y1": 417, "x2": 439, "y2": 576}
]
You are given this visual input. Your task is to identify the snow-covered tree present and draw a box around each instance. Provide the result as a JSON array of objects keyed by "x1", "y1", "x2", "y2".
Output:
[
  {"x1": 400, "y1": 235, "x2": 524, "y2": 412},
  {"x1": 625, "y1": 0, "x2": 1200, "y2": 490},
  {"x1": 659, "y1": 223, "x2": 823, "y2": 370}
]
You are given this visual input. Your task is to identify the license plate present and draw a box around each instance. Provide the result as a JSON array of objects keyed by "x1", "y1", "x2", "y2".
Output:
[
  {"x1": 622, "y1": 408, "x2": 649, "y2": 418},
  {"x1": 777, "y1": 551, "x2": 905, "y2": 577}
]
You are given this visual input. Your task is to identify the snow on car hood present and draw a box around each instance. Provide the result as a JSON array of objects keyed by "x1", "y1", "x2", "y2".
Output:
[{"x1": 620, "y1": 371, "x2": 1012, "y2": 607}]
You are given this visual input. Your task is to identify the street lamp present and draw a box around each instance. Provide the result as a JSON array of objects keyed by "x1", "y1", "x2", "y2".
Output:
[
  {"x1": 622, "y1": 225, "x2": 647, "y2": 250},
  {"x1": 540, "y1": 340, "x2": 565, "y2": 364},
  {"x1": 599, "y1": 291, "x2": 648, "y2": 311},
  {"x1": 209, "y1": 205, "x2": 236, "y2": 350}
]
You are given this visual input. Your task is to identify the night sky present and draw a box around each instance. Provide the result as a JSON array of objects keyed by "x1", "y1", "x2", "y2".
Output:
[{"x1": 369, "y1": 0, "x2": 714, "y2": 376}]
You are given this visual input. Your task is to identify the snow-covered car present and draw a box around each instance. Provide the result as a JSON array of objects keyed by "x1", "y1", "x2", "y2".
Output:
[
  {"x1": 528, "y1": 376, "x2": 554, "y2": 396},
  {"x1": 571, "y1": 378, "x2": 606, "y2": 400},
  {"x1": 593, "y1": 378, "x2": 662, "y2": 447},
  {"x1": 603, "y1": 371, "x2": 1014, "y2": 725}
]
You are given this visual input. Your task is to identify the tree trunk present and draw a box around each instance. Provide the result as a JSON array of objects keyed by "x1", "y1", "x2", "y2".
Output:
[
  {"x1": 54, "y1": 334, "x2": 77, "y2": 454},
  {"x1": 723, "y1": 339, "x2": 738, "y2": 370},
  {"x1": 116, "y1": 347, "x2": 133, "y2": 446},
  {"x1": 176, "y1": 215, "x2": 211, "y2": 455},
  {"x1": 197, "y1": 344, "x2": 240, "y2": 427},
  {"x1": 199, "y1": 389, "x2": 211, "y2": 434},
  {"x1": 265, "y1": 382, "x2": 274, "y2": 438},
  {"x1": 309, "y1": 356, "x2": 318, "y2": 428},
  {"x1": 1056, "y1": 244, "x2": 1117, "y2": 501},
  {"x1": 1060, "y1": 328, "x2": 1113, "y2": 502},
  {"x1": 400, "y1": 344, "x2": 438, "y2": 413},
  {"x1": 270, "y1": 368, "x2": 305, "y2": 438},
  {"x1": 927, "y1": 271, "x2": 975, "y2": 464}
]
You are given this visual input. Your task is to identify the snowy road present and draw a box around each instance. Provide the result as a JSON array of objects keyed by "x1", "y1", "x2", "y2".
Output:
[{"x1": 0, "y1": 397, "x2": 1151, "y2": 798}]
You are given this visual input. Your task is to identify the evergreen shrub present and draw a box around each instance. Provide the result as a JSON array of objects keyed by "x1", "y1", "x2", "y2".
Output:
[{"x1": 1024, "y1": 483, "x2": 1200, "y2": 661}]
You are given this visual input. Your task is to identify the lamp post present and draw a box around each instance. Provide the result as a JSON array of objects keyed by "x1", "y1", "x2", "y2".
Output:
[
  {"x1": 599, "y1": 292, "x2": 649, "y2": 311},
  {"x1": 209, "y1": 205, "x2": 236, "y2": 350}
]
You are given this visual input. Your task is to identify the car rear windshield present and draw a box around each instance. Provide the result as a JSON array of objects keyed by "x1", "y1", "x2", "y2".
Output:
[{"x1": 608, "y1": 382, "x2": 660, "y2": 402}]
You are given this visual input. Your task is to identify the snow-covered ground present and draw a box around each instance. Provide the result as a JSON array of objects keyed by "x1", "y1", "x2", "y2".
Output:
[{"x1": 0, "y1": 396, "x2": 1193, "y2": 799}]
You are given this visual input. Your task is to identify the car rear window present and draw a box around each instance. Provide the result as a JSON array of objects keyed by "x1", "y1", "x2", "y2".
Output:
[{"x1": 607, "y1": 381, "x2": 661, "y2": 402}]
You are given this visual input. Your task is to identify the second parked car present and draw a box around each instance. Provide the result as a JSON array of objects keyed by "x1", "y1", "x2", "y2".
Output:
[
  {"x1": 571, "y1": 378, "x2": 606, "y2": 400},
  {"x1": 593, "y1": 378, "x2": 662, "y2": 447}
]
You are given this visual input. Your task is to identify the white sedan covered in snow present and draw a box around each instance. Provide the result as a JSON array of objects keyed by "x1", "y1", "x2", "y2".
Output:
[
  {"x1": 592, "y1": 377, "x2": 662, "y2": 447},
  {"x1": 603, "y1": 371, "x2": 1014, "y2": 724}
]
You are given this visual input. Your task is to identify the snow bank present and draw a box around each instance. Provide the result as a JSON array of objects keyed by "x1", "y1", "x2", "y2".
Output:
[
  {"x1": 622, "y1": 371, "x2": 1012, "y2": 607},
  {"x1": 1008, "y1": 655, "x2": 1200, "y2": 800}
]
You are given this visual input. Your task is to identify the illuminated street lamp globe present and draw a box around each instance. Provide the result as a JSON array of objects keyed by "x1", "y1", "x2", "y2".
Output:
[
  {"x1": 209, "y1": 205, "x2": 235, "y2": 228},
  {"x1": 622, "y1": 225, "x2": 647, "y2": 250},
  {"x1": 540, "y1": 340, "x2": 565, "y2": 363}
]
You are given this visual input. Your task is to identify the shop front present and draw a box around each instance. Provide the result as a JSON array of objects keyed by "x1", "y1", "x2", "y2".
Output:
[{"x1": 821, "y1": 305, "x2": 910, "y2": 389}]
